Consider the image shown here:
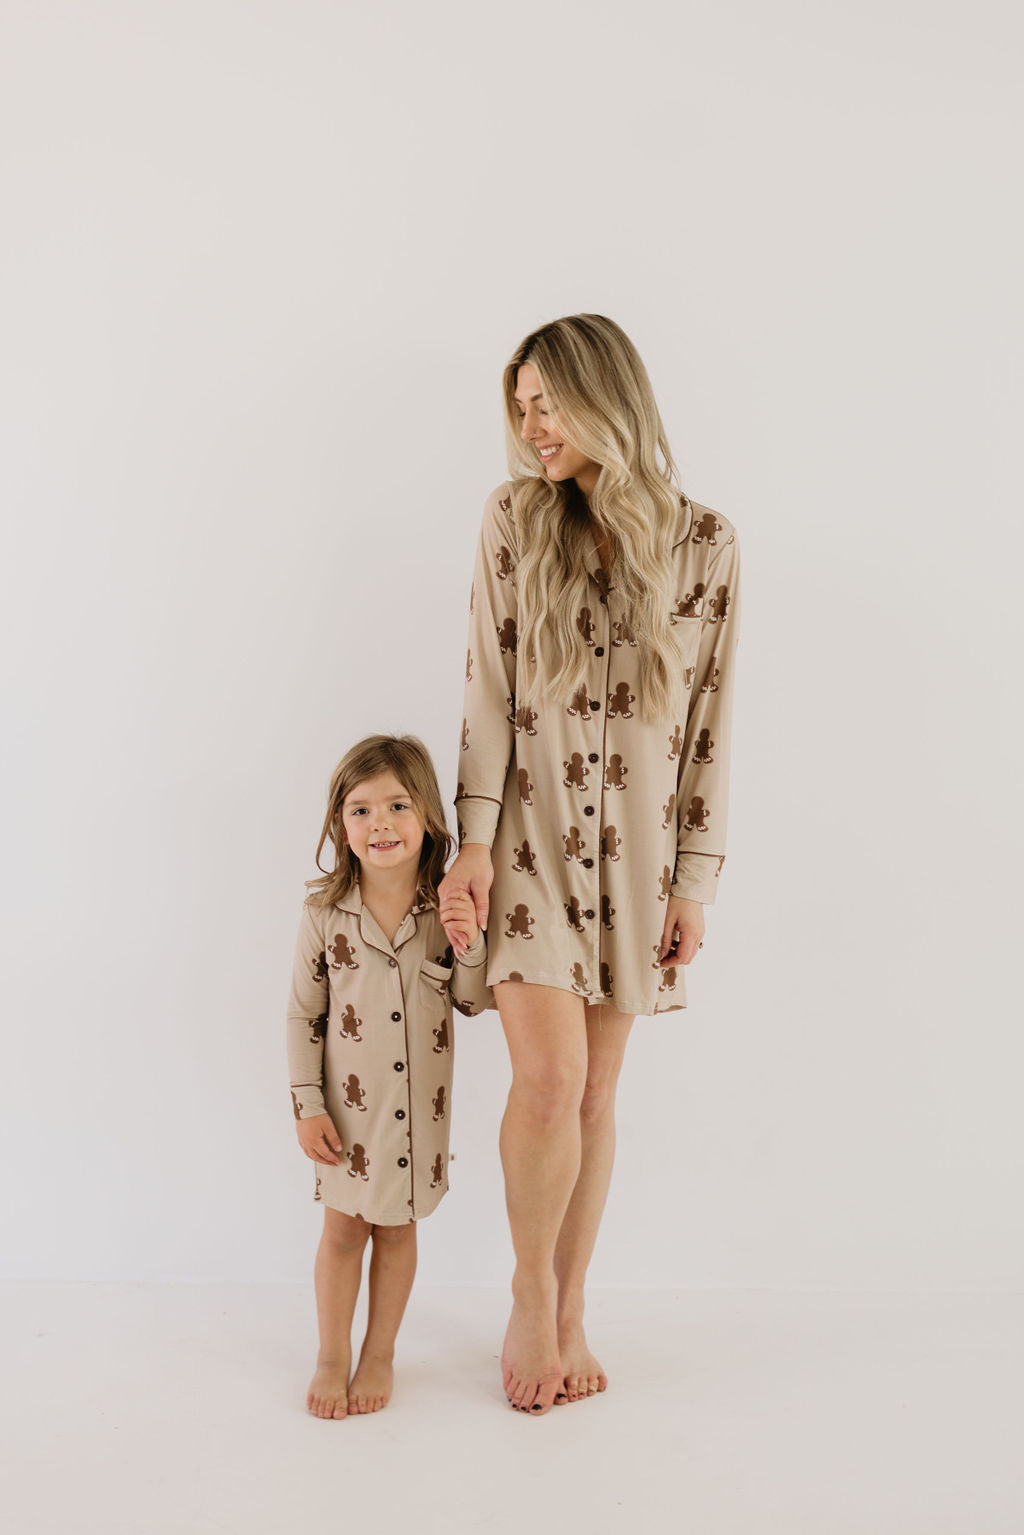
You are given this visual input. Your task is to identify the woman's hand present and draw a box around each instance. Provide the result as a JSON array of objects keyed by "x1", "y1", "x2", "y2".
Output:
[
  {"x1": 438, "y1": 844, "x2": 494, "y2": 957},
  {"x1": 657, "y1": 896, "x2": 705, "y2": 966},
  {"x1": 296, "y1": 1112, "x2": 344, "y2": 1166}
]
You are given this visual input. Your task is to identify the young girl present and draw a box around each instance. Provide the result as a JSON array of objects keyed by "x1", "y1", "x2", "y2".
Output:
[{"x1": 286, "y1": 733, "x2": 492, "y2": 1419}]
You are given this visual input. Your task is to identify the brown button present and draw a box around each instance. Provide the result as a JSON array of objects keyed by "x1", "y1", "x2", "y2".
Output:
[
  {"x1": 588, "y1": 752, "x2": 599, "y2": 763},
  {"x1": 589, "y1": 700, "x2": 600, "y2": 711},
  {"x1": 395, "y1": 1109, "x2": 406, "y2": 1119},
  {"x1": 595, "y1": 646, "x2": 604, "y2": 657},
  {"x1": 388, "y1": 958, "x2": 397, "y2": 968},
  {"x1": 397, "y1": 1157, "x2": 408, "y2": 1168},
  {"x1": 584, "y1": 908, "x2": 594, "y2": 919},
  {"x1": 394, "y1": 1062, "x2": 405, "y2": 1072},
  {"x1": 391, "y1": 1011, "x2": 401, "y2": 1021},
  {"x1": 584, "y1": 805, "x2": 595, "y2": 816},
  {"x1": 583, "y1": 857, "x2": 594, "y2": 868}
]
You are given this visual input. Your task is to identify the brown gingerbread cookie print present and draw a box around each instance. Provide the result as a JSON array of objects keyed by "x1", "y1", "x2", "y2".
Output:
[
  {"x1": 431, "y1": 1153, "x2": 444, "y2": 1189},
  {"x1": 601, "y1": 894, "x2": 616, "y2": 929},
  {"x1": 569, "y1": 962, "x2": 591, "y2": 993},
  {"x1": 337, "y1": 1003, "x2": 363, "y2": 1040},
  {"x1": 506, "y1": 691, "x2": 517, "y2": 724},
  {"x1": 701, "y1": 659, "x2": 719, "y2": 694},
  {"x1": 495, "y1": 544, "x2": 515, "y2": 580},
  {"x1": 600, "y1": 961, "x2": 614, "y2": 996},
  {"x1": 461, "y1": 717, "x2": 469, "y2": 751},
  {"x1": 658, "y1": 866, "x2": 673, "y2": 900},
  {"x1": 601, "y1": 825, "x2": 621, "y2": 860},
  {"x1": 565, "y1": 895, "x2": 585, "y2": 932},
  {"x1": 566, "y1": 684, "x2": 592, "y2": 719},
  {"x1": 612, "y1": 617, "x2": 637, "y2": 647},
  {"x1": 684, "y1": 665, "x2": 695, "y2": 691},
  {"x1": 496, "y1": 616, "x2": 518, "y2": 654},
  {"x1": 515, "y1": 704, "x2": 538, "y2": 735},
  {"x1": 347, "y1": 1144, "x2": 370, "y2": 1181},
  {"x1": 667, "y1": 725, "x2": 683, "y2": 760},
  {"x1": 344, "y1": 1074, "x2": 367, "y2": 1111},
  {"x1": 671, "y1": 582, "x2": 706, "y2": 620},
  {"x1": 708, "y1": 584, "x2": 730, "y2": 623},
  {"x1": 593, "y1": 567, "x2": 611, "y2": 604},
  {"x1": 432, "y1": 1085, "x2": 446, "y2": 1122},
  {"x1": 607, "y1": 681, "x2": 635, "y2": 719},
  {"x1": 693, "y1": 728, "x2": 714, "y2": 764},
  {"x1": 308, "y1": 1011, "x2": 328, "y2": 1043},
  {"x1": 469, "y1": 579, "x2": 475, "y2": 615},
  {"x1": 290, "y1": 1089, "x2": 303, "y2": 1119},
  {"x1": 433, "y1": 1014, "x2": 450, "y2": 1053},
  {"x1": 314, "y1": 1170, "x2": 322, "y2": 1201},
  {"x1": 563, "y1": 752, "x2": 589, "y2": 789},
  {"x1": 507, "y1": 970, "x2": 525, "y2": 982},
  {"x1": 661, "y1": 797, "x2": 674, "y2": 829},
  {"x1": 577, "y1": 607, "x2": 596, "y2": 645},
  {"x1": 563, "y1": 826, "x2": 587, "y2": 862},
  {"x1": 512, "y1": 839, "x2": 538, "y2": 875},
  {"x1": 505, "y1": 903, "x2": 535, "y2": 939},
  {"x1": 311, "y1": 950, "x2": 329, "y2": 983},
  {"x1": 658, "y1": 965, "x2": 678, "y2": 993},
  {"x1": 604, "y1": 754, "x2": 629, "y2": 790},
  {"x1": 691, "y1": 512, "x2": 722, "y2": 546},
  {"x1": 517, "y1": 767, "x2": 533, "y2": 804},
  {"x1": 328, "y1": 933, "x2": 358, "y2": 970},
  {"x1": 684, "y1": 796, "x2": 709, "y2": 832},
  {"x1": 466, "y1": 648, "x2": 473, "y2": 682}
]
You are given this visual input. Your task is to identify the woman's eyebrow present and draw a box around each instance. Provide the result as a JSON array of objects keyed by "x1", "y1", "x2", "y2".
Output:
[{"x1": 514, "y1": 392, "x2": 544, "y2": 406}]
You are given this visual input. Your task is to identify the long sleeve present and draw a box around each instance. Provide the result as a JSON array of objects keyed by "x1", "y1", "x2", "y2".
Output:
[
  {"x1": 671, "y1": 527, "x2": 742, "y2": 904},
  {"x1": 450, "y1": 929, "x2": 494, "y2": 1016},
  {"x1": 285, "y1": 902, "x2": 329, "y2": 1119},
  {"x1": 454, "y1": 483, "x2": 519, "y2": 849}
]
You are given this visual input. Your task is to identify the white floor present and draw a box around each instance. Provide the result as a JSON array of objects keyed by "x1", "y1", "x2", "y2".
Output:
[{"x1": 3, "y1": 1283, "x2": 1022, "y2": 1534}]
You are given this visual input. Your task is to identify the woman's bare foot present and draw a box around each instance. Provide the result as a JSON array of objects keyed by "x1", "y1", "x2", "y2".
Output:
[
  {"x1": 501, "y1": 1280, "x2": 564, "y2": 1416},
  {"x1": 307, "y1": 1355, "x2": 351, "y2": 1419},
  {"x1": 347, "y1": 1350, "x2": 394, "y2": 1414},
  {"x1": 557, "y1": 1309, "x2": 607, "y2": 1402}
]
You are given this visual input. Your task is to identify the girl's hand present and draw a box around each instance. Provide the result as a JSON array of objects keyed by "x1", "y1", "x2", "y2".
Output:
[
  {"x1": 296, "y1": 1112, "x2": 344, "y2": 1166},
  {"x1": 439, "y1": 883, "x2": 480, "y2": 954},
  {"x1": 657, "y1": 896, "x2": 705, "y2": 966},
  {"x1": 439, "y1": 845, "x2": 493, "y2": 957}
]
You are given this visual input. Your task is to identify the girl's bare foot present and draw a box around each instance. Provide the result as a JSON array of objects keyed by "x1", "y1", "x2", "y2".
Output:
[
  {"x1": 557, "y1": 1308, "x2": 607, "y2": 1402},
  {"x1": 307, "y1": 1355, "x2": 351, "y2": 1419},
  {"x1": 347, "y1": 1350, "x2": 394, "y2": 1414},
  {"x1": 501, "y1": 1280, "x2": 563, "y2": 1416}
]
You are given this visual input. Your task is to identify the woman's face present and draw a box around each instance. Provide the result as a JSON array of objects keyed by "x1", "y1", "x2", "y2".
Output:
[
  {"x1": 340, "y1": 771, "x2": 425, "y2": 879},
  {"x1": 514, "y1": 363, "x2": 600, "y2": 497}
]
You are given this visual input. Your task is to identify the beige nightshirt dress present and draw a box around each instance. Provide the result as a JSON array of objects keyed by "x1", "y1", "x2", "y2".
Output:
[
  {"x1": 286, "y1": 883, "x2": 493, "y2": 1224},
  {"x1": 454, "y1": 480, "x2": 741, "y2": 1017}
]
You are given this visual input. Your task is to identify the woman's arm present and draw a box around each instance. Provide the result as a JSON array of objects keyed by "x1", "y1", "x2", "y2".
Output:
[{"x1": 671, "y1": 526, "x2": 742, "y2": 904}]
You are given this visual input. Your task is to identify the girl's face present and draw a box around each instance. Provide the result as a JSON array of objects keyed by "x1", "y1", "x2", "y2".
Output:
[
  {"x1": 340, "y1": 771, "x2": 426, "y2": 881},
  {"x1": 514, "y1": 362, "x2": 600, "y2": 497}
]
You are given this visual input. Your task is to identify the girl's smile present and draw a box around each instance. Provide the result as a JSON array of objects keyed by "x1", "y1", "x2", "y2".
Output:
[{"x1": 341, "y1": 772, "x2": 425, "y2": 875}]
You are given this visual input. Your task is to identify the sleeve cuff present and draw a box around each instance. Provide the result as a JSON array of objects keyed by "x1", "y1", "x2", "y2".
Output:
[
  {"x1": 455, "y1": 930, "x2": 487, "y2": 967},
  {"x1": 290, "y1": 1086, "x2": 326, "y2": 1119},
  {"x1": 455, "y1": 797, "x2": 502, "y2": 848},
  {"x1": 670, "y1": 852, "x2": 725, "y2": 905}
]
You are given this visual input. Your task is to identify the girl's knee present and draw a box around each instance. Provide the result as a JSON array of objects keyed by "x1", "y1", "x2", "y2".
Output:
[
  {"x1": 371, "y1": 1221, "x2": 417, "y2": 1246},
  {"x1": 322, "y1": 1208, "x2": 372, "y2": 1252}
]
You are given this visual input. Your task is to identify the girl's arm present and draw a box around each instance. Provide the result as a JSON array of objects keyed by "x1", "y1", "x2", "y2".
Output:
[
  {"x1": 450, "y1": 928, "x2": 494, "y2": 1016},
  {"x1": 285, "y1": 902, "x2": 330, "y2": 1120},
  {"x1": 671, "y1": 524, "x2": 742, "y2": 904}
]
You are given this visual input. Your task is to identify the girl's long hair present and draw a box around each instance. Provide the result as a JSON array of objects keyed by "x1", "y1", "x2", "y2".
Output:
[
  {"x1": 503, "y1": 313, "x2": 691, "y2": 724},
  {"x1": 304, "y1": 734, "x2": 454, "y2": 909}
]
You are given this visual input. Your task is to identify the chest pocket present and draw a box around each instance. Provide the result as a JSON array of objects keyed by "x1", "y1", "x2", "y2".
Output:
[
  {"x1": 670, "y1": 613, "x2": 703, "y2": 683},
  {"x1": 420, "y1": 957, "x2": 454, "y2": 996}
]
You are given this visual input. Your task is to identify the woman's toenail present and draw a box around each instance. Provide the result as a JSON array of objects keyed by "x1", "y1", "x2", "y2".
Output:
[{"x1": 530, "y1": 1403, "x2": 542, "y2": 1411}]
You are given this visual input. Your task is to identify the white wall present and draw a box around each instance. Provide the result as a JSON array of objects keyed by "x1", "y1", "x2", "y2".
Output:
[{"x1": 1, "y1": 0, "x2": 1019, "y2": 1288}]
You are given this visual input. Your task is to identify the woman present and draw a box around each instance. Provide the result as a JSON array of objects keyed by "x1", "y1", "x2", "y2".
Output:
[{"x1": 438, "y1": 313, "x2": 741, "y2": 1416}]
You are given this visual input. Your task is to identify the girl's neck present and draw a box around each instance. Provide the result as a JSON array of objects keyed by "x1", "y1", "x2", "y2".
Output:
[{"x1": 358, "y1": 867, "x2": 420, "y2": 912}]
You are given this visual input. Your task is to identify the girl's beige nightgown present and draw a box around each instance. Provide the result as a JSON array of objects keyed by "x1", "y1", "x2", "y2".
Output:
[
  {"x1": 286, "y1": 884, "x2": 493, "y2": 1224},
  {"x1": 455, "y1": 480, "x2": 741, "y2": 1017}
]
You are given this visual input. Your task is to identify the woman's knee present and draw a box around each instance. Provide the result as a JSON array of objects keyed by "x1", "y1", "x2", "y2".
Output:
[
  {"x1": 511, "y1": 1060, "x2": 587, "y2": 1124},
  {"x1": 578, "y1": 1075, "x2": 619, "y2": 1127},
  {"x1": 371, "y1": 1221, "x2": 416, "y2": 1247}
]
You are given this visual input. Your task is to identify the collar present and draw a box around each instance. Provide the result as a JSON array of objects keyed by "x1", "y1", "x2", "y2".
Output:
[{"x1": 333, "y1": 879, "x2": 435, "y2": 958}]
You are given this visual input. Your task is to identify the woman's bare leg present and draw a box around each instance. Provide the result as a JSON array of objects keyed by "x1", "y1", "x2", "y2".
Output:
[
  {"x1": 552, "y1": 1004, "x2": 635, "y2": 1401},
  {"x1": 494, "y1": 981, "x2": 589, "y2": 1415},
  {"x1": 348, "y1": 1221, "x2": 418, "y2": 1414},
  {"x1": 307, "y1": 1208, "x2": 371, "y2": 1419}
]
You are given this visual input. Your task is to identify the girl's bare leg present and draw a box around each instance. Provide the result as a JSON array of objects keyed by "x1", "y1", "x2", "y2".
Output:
[
  {"x1": 553, "y1": 1004, "x2": 635, "y2": 1402},
  {"x1": 493, "y1": 980, "x2": 589, "y2": 1416},
  {"x1": 348, "y1": 1221, "x2": 418, "y2": 1413},
  {"x1": 308, "y1": 1208, "x2": 371, "y2": 1419}
]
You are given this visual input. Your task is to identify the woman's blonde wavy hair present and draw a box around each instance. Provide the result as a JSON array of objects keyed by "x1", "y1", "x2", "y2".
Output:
[
  {"x1": 503, "y1": 313, "x2": 691, "y2": 725},
  {"x1": 304, "y1": 734, "x2": 455, "y2": 909}
]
